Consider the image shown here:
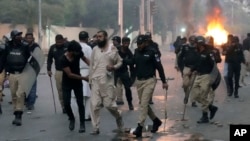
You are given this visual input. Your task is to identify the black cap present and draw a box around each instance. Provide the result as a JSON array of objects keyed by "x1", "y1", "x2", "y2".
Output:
[
  {"x1": 122, "y1": 37, "x2": 130, "y2": 42},
  {"x1": 10, "y1": 29, "x2": 22, "y2": 38},
  {"x1": 79, "y1": 31, "x2": 89, "y2": 40},
  {"x1": 136, "y1": 35, "x2": 148, "y2": 44},
  {"x1": 112, "y1": 36, "x2": 121, "y2": 43}
]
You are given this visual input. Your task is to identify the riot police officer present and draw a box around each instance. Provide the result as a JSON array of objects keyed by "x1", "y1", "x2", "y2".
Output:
[
  {"x1": 226, "y1": 36, "x2": 245, "y2": 98},
  {"x1": 131, "y1": 35, "x2": 168, "y2": 137},
  {"x1": 115, "y1": 37, "x2": 134, "y2": 110},
  {"x1": 5, "y1": 30, "x2": 31, "y2": 126},
  {"x1": 112, "y1": 36, "x2": 121, "y2": 50},
  {"x1": 191, "y1": 36, "x2": 218, "y2": 123},
  {"x1": 178, "y1": 35, "x2": 199, "y2": 107}
]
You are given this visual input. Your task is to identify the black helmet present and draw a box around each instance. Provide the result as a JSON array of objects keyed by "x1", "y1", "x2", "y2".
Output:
[
  {"x1": 145, "y1": 32, "x2": 152, "y2": 39},
  {"x1": 10, "y1": 30, "x2": 22, "y2": 39},
  {"x1": 188, "y1": 35, "x2": 196, "y2": 42},
  {"x1": 195, "y1": 36, "x2": 205, "y2": 44},
  {"x1": 112, "y1": 36, "x2": 121, "y2": 44},
  {"x1": 79, "y1": 31, "x2": 89, "y2": 40}
]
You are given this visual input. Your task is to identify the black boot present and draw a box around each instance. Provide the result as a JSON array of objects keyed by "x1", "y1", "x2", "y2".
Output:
[
  {"x1": 191, "y1": 102, "x2": 197, "y2": 107},
  {"x1": 12, "y1": 111, "x2": 22, "y2": 126},
  {"x1": 128, "y1": 102, "x2": 134, "y2": 110},
  {"x1": 234, "y1": 90, "x2": 239, "y2": 98},
  {"x1": 79, "y1": 123, "x2": 85, "y2": 133},
  {"x1": 151, "y1": 117, "x2": 162, "y2": 133},
  {"x1": 197, "y1": 112, "x2": 209, "y2": 124},
  {"x1": 69, "y1": 120, "x2": 75, "y2": 131},
  {"x1": 133, "y1": 123, "x2": 143, "y2": 138},
  {"x1": 209, "y1": 105, "x2": 218, "y2": 120}
]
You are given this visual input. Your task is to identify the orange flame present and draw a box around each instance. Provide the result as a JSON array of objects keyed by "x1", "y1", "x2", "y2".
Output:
[{"x1": 205, "y1": 8, "x2": 228, "y2": 45}]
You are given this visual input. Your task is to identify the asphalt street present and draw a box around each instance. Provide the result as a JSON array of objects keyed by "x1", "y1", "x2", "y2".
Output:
[{"x1": 0, "y1": 48, "x2": 250, "y2": 141}]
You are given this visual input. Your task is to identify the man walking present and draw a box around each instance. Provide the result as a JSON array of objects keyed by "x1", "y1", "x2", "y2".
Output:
[
  {"x1": 89, "y1": 30, "x2": 123, "y2": 135},
  {"x1": 5, "y1": 30, "x2": 31, "y2": 126},
  {"x1": 131, "y1": 35, "x2": 168, "y2": 137},
  {"x1": 61, "y1": 40, "x2": 89, "y2": 133},
  {"x1": 191, "y1": 36, "x2": 218, "y2": 124},
  {"x1": 79, "y1": 31, "x2": 92, "y2": 121},
  {"x1": 24, "y1": 33, "x2": 40, "y2": 111}
]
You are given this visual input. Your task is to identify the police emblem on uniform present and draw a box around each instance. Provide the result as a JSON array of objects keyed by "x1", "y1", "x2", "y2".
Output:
[{"x1": 155, "y1": 54, "x2": 160, "y2": 62}]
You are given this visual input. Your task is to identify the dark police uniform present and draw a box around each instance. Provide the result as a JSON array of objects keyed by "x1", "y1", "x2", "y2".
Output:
[
  {"x1": 192, "y1": 46, "x2": 218, "y2": 123},
  {"x1": 5, "y1": 39, "x2": 30, "y2": 126},
  {"x1": 47, "y1": 43, "x2": 67, "y2": 110},
  {"x1": 178, "y1": 44, "x2": 199, "y2": 105},
  {"x1": 132, "y1": 35, "x2": 166, "y2": 137},
  {"x1": 115, "y1": 47, "x2": 134, "y2": 109},
  {"x1": 226, "y1": 43, "x2": 245, "y2": 97}
]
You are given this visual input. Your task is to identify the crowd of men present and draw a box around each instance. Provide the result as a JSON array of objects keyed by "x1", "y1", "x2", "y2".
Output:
[
  {"x1": 0, "y1": 29, "x2": 167, "y2": 137},
  {"x1": 0, "y1": 28, "x2": 250, "y2": 138},
  {"x1": 174, "y1": 33, "x2": 249, "y2": 123}
]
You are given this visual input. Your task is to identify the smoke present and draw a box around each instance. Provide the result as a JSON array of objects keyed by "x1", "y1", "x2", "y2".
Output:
[
  {"x1": 206, "y1": 0, "x2": 223, "y2": 20},
  {"x1": 180, "y1": 0, "x2": 195, "y2": 37}
]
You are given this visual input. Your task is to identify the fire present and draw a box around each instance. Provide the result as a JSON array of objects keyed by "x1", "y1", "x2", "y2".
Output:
[
  {"x1": 205, "y1": 8, "x2": 228, "y2": 45},
  {"x1": 205, "y1": 20, "x2": 228, "y2": 45}
]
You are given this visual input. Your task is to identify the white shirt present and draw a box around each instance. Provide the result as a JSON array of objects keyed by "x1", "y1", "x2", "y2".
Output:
[{"x1": 79, "y1": 42, "x2": 92, "y2": 69}]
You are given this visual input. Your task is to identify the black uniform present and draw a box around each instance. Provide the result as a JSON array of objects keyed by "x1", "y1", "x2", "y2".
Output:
[
  {"x1": 193, "y1": 48, "x2": 214, "y2": 75},
  {"x1": 133, "y1": 46, "x2": 166, "y2": 83},
  {"x1": 243, "y1": 37, "x2": 250, "y2": 51},
  {"x1": 47, "y1": 44, "x2": 68, "y2": 71},
  {"x1": 226, "y1": 44, "x2": 245, "y2": 96},
  {"x1": 178, "y1": 44, "x2": 199, "y2": 70},
  {"x1": 5, "y1": 41, "x2": 30, "y2": 74},
  {"x1": 148, "y1": 40, "x2": 161, "y2": 58},
  {"x1": 115, "y1": 48, "x2": 134, "y2": 105}
]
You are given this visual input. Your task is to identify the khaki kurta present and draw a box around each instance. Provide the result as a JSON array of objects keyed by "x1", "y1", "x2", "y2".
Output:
[{"x1": 89, "y1": 45, "x2": 123, "y2": 131}]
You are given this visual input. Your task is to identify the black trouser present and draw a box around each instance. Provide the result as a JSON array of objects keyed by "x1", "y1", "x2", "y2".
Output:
[
  {"x1": 228, "y1": 63, "x2": 241, "y2": 95},
  {"x1": 62, "y1": 84, "x2": 85, "y2": 123},
  {"x1": 118, "y1": 72, "x2": 133, "y2": 104}
]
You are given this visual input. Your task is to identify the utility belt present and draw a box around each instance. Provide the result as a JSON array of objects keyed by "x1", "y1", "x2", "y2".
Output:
[
  {"x1": 9, "y1": 71, "x2": 22, "y2": 74},
  {"x1": 137, "y1": 76, "x2": 153, "y2": 81}
]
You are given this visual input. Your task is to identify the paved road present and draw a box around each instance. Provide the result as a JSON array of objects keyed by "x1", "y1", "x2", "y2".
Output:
[{"x1": 0, "y1": 49, "x2": 249, "y2": 141}]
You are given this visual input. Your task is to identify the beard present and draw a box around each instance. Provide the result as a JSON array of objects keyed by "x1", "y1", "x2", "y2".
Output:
[{"x1": 98, "y1": 39, "x2": 107, "y2": 48}]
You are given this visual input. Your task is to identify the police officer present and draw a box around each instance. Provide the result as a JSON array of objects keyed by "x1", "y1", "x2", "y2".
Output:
[
  {"x1": 112, "y1": 36, "x2": 121, "y2": 50},
  {"x1": 191, "y1": 36, "x2": 218, "y2": 123},
  {"x1": 131, "y1": 35, "x2": 168, "y2": 137},
  {"x1": 178, "y1": 35, "x2": 199, "y2": 107},
  {"x1": 145, "y1": 32, "x2": 162, "y2": 104},
  {"x1": 5, "y1": 30, "x2": 31, "y2": 126},
  {"x1": 206, "y1": 36, "x2": 221, "y2": 105},
  {"x1": 24, "y1": 33, "x2": 40, "y2": 111},
  {"x1": 226, "y1": 36, "x2": 245, "y2": 98},
  {"x1": 221, "y1": 35, "x2": 234, "y2": 95},
  {"x1": 145, "y1": 32, "x2": 161, "y2": 57},
  {"x1": 115, "y1": 37, "x2": 134, "y2": 110},
  {"x1": 175, "y1": 37, "x2": 188, "y2": 74},
  {"x1": 47, "y1": 34, "x2": 68, "y2": 113}
]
